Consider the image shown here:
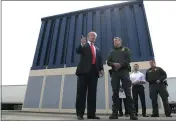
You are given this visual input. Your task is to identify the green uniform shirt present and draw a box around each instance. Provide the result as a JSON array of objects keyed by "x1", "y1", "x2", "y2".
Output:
[
  {"x1": 145, "y1": 66, "x2": 167, "y2": 85},
  {"x1": 107, "y1": 46, "x2": 131, "y2": 71}
]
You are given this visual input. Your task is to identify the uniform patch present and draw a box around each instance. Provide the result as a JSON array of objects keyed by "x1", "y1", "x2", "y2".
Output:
[
  {"x1": 122, "y1": 47, "x2": 130, "y2": 52},
  {"x1": 122, "y1": 48, "x2": 125, "y2": 51}
]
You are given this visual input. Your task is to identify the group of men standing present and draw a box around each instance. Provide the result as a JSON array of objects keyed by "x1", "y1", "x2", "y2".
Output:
[{"x1": 75, "y1": 31, "x2": 172, "y2": 120}]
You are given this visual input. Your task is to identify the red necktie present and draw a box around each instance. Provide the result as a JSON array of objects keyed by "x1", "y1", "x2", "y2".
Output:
[{"x1": 90, "y1": 43, "x2": 96, "y2": 64}]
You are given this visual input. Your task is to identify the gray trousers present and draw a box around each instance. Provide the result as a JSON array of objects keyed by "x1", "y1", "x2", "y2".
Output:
[
  {"x1": 111, "y1": 70, "x2": 135, "y2": 114},
  {"x1": 149, "y1": 83, "x2": 171, "y2": 115}
]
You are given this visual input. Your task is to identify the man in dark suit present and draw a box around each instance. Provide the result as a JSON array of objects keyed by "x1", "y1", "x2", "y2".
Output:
[{"x1": 75, "y1": 31, "x2": 104, "y2": 120}]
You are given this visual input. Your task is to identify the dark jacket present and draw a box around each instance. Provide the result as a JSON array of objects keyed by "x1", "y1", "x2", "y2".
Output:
[
  {"x1": 145, "y1": 66, "x2": 167, "y2": 85},
  {"x1": 75, "y1": 43, "x2": 104, "y2": 77},
  {"x1": 107, "y1": 46, "x2": 131, "y2": 72}
]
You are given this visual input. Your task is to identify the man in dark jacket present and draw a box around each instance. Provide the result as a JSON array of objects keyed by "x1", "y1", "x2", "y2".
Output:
[
  {"x1": 75, "y1": 32, "x2": 104, "y2": 120},
  {"x1": 146, "y1": 60, "x2": 171, "y2": 117},
  {"x1": 107, "y1": 37, "x2": 137, "y2": 120}
]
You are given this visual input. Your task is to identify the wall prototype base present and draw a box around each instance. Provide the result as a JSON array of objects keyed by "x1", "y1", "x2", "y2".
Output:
[{"x1": 22, "y1": 61, "x2": 163, "y2": 114}]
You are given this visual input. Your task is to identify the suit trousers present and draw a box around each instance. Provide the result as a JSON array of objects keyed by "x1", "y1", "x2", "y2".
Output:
[
  {"x1": 76, "y1": 64, "x2": 98, "y2": 117},
  {"x1": 132, "y1": 85, "x2": 146, "y2": 115}
]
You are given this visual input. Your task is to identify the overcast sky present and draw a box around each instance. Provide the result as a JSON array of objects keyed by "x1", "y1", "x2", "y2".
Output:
[{"x1": 2, "y1": 1, "x2": 176, "y2": 85}]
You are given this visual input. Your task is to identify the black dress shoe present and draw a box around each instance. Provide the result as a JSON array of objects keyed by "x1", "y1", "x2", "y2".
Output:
[
  {"x1": 142, "y1": 114, "x2": 149, "y2": 117},
  {"x1": 87, "y1": 116, "x2": 100, "y2": 119},
  {"x1": 109, "y1": 114, "x2": 118, "y2": 119},
  {"x1": 151, "y1": 114, "x2": 159, "y2": 117},
  {"x1": 166, "y1": 115, "x2": 172, "y2": 117},
  {"x1": 77, "y1": 116, "x2": 84, "y2": 120},
  {"x1": 130, "y1": 114, "x2": 138, "y2": 120}
]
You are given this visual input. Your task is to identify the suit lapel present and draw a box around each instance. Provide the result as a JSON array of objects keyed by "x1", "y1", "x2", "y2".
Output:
[
  {"x1": 86, "y1": 43, "x2": 92, "y2": 53},
  {"x1": 95, "y1": 46, "x2": 99, "y2": 58}
]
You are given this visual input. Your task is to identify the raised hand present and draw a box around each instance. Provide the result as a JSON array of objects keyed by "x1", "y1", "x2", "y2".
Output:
[{"x1": 81, "y1": 35, "x2": 87, "y2": 46}]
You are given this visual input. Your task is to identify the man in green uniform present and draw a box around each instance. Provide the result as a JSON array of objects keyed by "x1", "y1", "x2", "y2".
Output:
[
  {"x1": 107, "y1": 37, "x2": 137, "y2": 120},
  {"x1": 145, "y1": 60, "x2": 172, "y2": 117}
]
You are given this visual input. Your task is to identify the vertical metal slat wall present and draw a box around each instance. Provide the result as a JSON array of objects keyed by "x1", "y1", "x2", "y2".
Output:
[{"x1": 31, "y1": 1, "x2": 154, "y2": 70}]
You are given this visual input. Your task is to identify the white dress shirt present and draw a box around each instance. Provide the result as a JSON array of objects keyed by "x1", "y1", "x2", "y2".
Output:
[{"x1": 130, "y1": 71, "x2": 146, "y2": 86}]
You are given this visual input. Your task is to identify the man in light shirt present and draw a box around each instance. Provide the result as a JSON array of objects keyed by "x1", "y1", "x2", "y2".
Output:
[{"x1": 130, "y1": 64, "x2": 148, "y2": 117}]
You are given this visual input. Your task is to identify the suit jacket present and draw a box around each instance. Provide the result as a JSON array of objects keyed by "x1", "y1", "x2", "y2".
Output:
[{"x1": 75, "y1": 43, "x2": 104, "y2": 77}]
